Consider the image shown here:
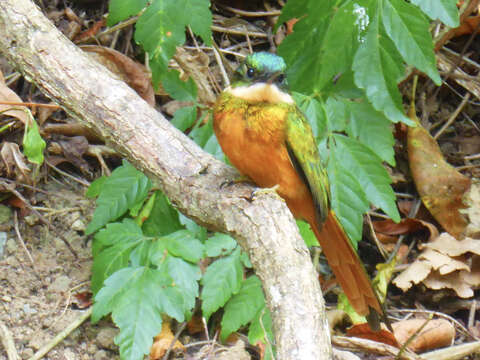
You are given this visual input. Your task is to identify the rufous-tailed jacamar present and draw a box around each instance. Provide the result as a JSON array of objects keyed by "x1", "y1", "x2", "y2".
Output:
[{"x1": 213, "y1": 52, "x2": 386, "y2": 330}]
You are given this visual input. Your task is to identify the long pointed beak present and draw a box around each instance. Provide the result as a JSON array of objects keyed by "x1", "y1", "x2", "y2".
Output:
[{"x1": 266, "y1": 71, "x2": 283, "y2": 85}]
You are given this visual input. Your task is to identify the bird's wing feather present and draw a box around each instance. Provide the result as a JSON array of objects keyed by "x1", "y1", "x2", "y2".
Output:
[{"x1": 285, "y1": 108, "x2": 329, "y2": 225}]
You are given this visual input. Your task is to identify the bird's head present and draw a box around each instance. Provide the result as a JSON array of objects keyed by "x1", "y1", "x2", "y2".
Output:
[{"x1": 233, "y1": 52, "x2": 288, "y2": 90}]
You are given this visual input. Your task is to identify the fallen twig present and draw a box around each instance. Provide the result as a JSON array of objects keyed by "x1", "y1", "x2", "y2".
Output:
[
  {"x1": 28, "y1": 308, "x2": 92, "y2": 360},
  {"x1": 0, "y1": 320, "x2": 19, "y2": 360}
]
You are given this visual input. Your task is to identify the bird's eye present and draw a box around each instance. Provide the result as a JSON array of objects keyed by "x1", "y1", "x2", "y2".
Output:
[
  {"x1": 277, "y1": 74, "x2": 285, "y2": 83},
  {"x1": 246, "y1": 67, "x2": 255, "y2": 78}
]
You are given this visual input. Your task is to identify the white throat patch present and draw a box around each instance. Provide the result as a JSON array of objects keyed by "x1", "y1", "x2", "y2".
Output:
[{"x1": 227, "y1": 83, "x2": 294, "y2": 104}]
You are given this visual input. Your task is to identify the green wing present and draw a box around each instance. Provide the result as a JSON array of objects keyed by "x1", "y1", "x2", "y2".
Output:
[{"x1": 285, "y1": 108, "x2": 330, "y2": 225}]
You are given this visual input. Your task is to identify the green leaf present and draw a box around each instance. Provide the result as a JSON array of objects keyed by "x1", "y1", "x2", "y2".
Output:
[
  {"x1": 240, "y1": 251, "x2": 252, "y2": 269},
  {"x1": 86, "y1": 161, "x2": 151, "y2": 235},
  {"x1": 205, "y1": 233, "x2": 237, "y2": 257},
  {"x1": 92, "y1": 267, "x2": 168, "y2": 360},
  {"x1": 91, "y1": 219, "x2": 146, "y2": 294},
  {"x1": 353, "y1": 10, "x2": 409, "y2": 124},
  {"x1": 410, "y1": 0, "x2": 459, "y2": 28},
  {"x1": 86, "y1": 176, "x2": 107, "y2": 198},
  {"x1": 162, "y1": 71, "x2": 197, "y2": 102},
  {"x1": 171, "y1": 105, "x2": 197, "y2": 132},
  {"x1": 201, "y1": 248, "x2": 243, "y2": 320},
  {"x1": 134, "y1": 0, "x2": 212, "y2": 87},
  {"x1": 166, "y1": 256, "x2": 201, "y2": 312},
  {"x1": 296, "y1": 220, "x2": 318, "y2": 247},
  {"x1": 23, "y1": 118, "x2": 46, "y2": 165},
  {"x1": 107, "y1": 0, "x2": 148, "y2": 26},
  {"x1": 189, "y1": 116, "x2": 224, "y2": 160},
  {"x1": 333, "y1": 134, "x2": 399, "y2": 222},
  {"x1": 345, "y1": 99, "x2": 395, "y2": 165},
  {"x1": 327, "y1": 147, "x2": 369, "y2": 246},
  {"x1": 278, "y1": 0, "x2": 361, "y2": 94},
  {"x1": 382, "y1": 0, "x2": 441, "y2": 85},
  {"x1": 165, "y1": 230, "x2": 204, "y2": 263},
  {"x1": 221, "y1": 275, "x2": 265, "y2": 341},
  {"x1": 179, "y1": 213, "x2": 207, "y2": 241},
  {"x1": 324, "y1": 97, "x2": 347, "y2": 133},
  {"x1": 248, "y1": 307, "x2": 274, "y2": 359},
  {"x1": 142, "y1": 191, "x2": 183, "y2": 236}
]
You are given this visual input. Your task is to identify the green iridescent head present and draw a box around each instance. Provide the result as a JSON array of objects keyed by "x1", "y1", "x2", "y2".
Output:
[{"x1": 234, "y1": 52, "x2": 288, "y2": 89}]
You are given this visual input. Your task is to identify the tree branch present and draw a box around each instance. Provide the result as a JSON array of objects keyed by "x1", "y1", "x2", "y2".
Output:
[{"x1": 0, "y1": 1, "x2": 332, "y2": 358}]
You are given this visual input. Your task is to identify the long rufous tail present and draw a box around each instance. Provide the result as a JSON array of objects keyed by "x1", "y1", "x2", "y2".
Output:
[{"x1": 311, "y1": 210, "x2": 387, "y2": 331}]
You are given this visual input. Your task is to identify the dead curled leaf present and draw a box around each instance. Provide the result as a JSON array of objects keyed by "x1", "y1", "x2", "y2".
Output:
[
  {"x1": 80, "y1": 45, "x2": 155, "y2": 106},
  {"x1": 392, "y1": 318, "x2": 455, "y2": 353},
  {"x1": 346, "y1": 323, "x2": 399, "y2": 348},
  {"x1": 0, "y1": 70, "x2": 30, "y2": 125},
  {"x1": 0, "y1": 142, "x2": 30, "y2": 179},
  {"x1": 393, "y1": 233, "x2": 480, "y2": 298},
  {"x1": 407, "y1": 117, "x2": 471, "y2": 239},
  {"x1": 149, "y1": 321, "x2": 185, "y2": 360},
  {"x1": 373, "y1": 218, "x2": 439, "y2": 243}
]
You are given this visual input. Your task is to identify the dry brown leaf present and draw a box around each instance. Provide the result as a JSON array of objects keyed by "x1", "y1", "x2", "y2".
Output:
[
  {"x1": 425, "y1": 233, "x2": 480, "y2": 257},
  {"x1": 393, "y1": 258, "x2": 432, "y2": 291},
  {"x1": 346, "y1": 323, "x2": 399, "y2": 348},
  {"x1": 174, "y1": 47, "x2": 216, "y2": 105},
  {"x1": 373, "y1": 218, "x2": 439, "y2": 243},
  {"x1": 0, "y1": 142, "x2": 30, "y2": 179},
  {"x1": 407, "y1": 108, "x2": 471, "y2": 239},
  {"x1": 394, "y1": 232, "x2": 480, "y2": 296},
  {"x1": 392, "y1": 319, "x2": 455, "y2": 353},
  {"x1": 149, "y1": 321, "x2": 185, "y2": 360},
  {"x1": 80, "y1": 45, "x2": 155, "y2": 106},
  {"x1": 419, "y1": 249, "x2": 469, "y2": 275},
  {"x1": 423, "y1": 270, "x2": 474, "y2": 298},
  {"x1": 0, "y1": 71, "x2": 30, "y2": 125}
]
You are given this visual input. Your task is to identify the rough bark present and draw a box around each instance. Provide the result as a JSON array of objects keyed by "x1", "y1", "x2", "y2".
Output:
[{"x1": 0, "y1": 1, "x2": 332, "y2": 358}]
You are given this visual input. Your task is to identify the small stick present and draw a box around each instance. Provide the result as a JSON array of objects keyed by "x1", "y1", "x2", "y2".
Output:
[
  {"x1": 161, "y1": 322, "x2": 187, "y2": 360},
  {"x1": 217, "y1": 5, "x2": 281, "y2": 17},
  {"x1": 0, "y1": 320, "x2": 19, "y2": 360},
  {"x1": 13, "y1": 211, "x2": 39, "y2": 277},
  {"x1": 28, "y1": 308, "x2": 92, "y2": 360},
  {"x1": 0, "y1": 101, "x2": 60, "y2": 109},
  {"x1": 211, "y1": 25, "x2": 268, "y2": 38},
  {"x1": 433, "y1": 93, "x2": 470, "y2": 140}
]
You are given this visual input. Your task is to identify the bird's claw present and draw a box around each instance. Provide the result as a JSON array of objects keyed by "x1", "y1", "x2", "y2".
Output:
[{"x1": 250, "y1": 184, "x2": 282, "y2": 201}]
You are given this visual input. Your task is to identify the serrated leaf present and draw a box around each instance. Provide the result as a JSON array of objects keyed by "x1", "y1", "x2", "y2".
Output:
[
  {"x1": 328, "y1": 147, "x2": 369, "y2": 246},
  {"x1": 324, "y1": 97, "x2": 347, "y2": 133},
  {"x1": 166, "y1": 256, "x2": 201, "y2": 311},
  {"x1": 91, "y1": 219, "x2": 146, "y2": 294},
  {"x1": 179, "y1": 213, "x2": 207, "y2": 241},
  {"x1": 333, "y1": 134, "x2": 399, "y2": 222},
  {"x1": 296, "y1": 220, "x2": 318, "y2": 247},
  {"x1": 410, "y1": 0, "x2": 459, "y2": 27},
  {"x1": 23, "y1": 118, "x2": 46, "y2": 165},
  {"x1": 201, "y1": 248, "x2": 243, "y2": 320},
  {"x1": 86, "y1": 176, "x2": 107, "y2": 198},
  {"x1": 171, "y1": 105, "x2": 197, "y2": 132},
  {"x1": 345, "y1": 99, "x2": 395, "y2": 165},
  {"x1": 134, "y1": 0, "x2": 211, "y2": 87},
  {"x1": 86, "y1": 161, "x2": 151, "y2": 235},
  {"x1": 142, "y1": 191, "x2": 183, "y2": 236},
  {"x1": 107, "y1": 0, "x2": 148, "y2": 26},
  {"x1": 382, "y1": 0, "x2": 441, "y2": 85},
  {"x1": 93, "y1": 267, "x2": 166, "y2": 360},
  {"x1": 278, "y1": 0, "x2": 359, "y2": 94},
  {"x1": 221, "y1": 275, "x2": 265, "y2": 341},
  {"x1": 205, "y1": 233, "x2": 237, "y2": 257},
  {"x1": 162, "y1": 71, "x2": 197, "y2": 102},
  {"x1": 165, "y1": 230, "x2": 204, "y2": 263},
  {"x1": 353, "y1": 11, "x2": 409, "y2": 124}
]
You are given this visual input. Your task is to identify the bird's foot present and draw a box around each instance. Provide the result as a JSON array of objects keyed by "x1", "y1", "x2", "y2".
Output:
[
  {"x1": 250, "y1": 184, "x2": 282, "y2": 201},
  {"x1": 220, "y1": 175, "x2": 253, "y2": 189}
]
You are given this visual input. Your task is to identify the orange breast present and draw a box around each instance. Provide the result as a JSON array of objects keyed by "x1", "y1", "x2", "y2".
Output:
[{"x1": 213, "y1": 95, "x2": 315, "y2": 222}]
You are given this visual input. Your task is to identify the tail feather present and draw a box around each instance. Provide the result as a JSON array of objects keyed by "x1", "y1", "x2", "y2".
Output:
[{"x1": 311, "y1": 211, "x2": 385, "y2": 330}]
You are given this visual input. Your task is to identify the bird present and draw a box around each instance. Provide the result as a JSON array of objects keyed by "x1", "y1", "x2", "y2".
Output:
[{"x1": 213, "y1": 51, "x2": 386, "y2": 331}]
